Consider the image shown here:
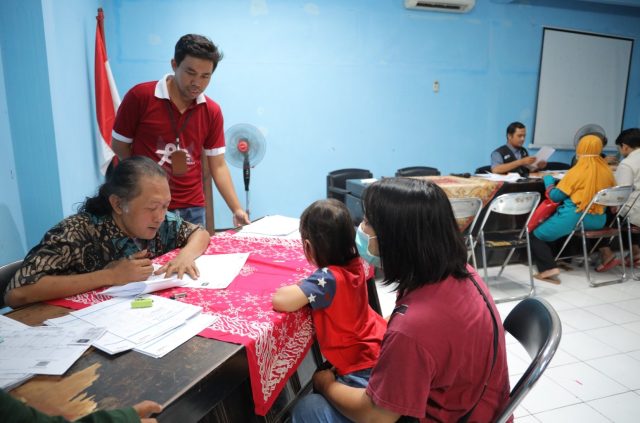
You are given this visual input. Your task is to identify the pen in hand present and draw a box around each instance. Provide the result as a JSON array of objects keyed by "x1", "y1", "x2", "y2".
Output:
[{"x1": 128, "y1": 249, "x2": 150, "y2": 260}]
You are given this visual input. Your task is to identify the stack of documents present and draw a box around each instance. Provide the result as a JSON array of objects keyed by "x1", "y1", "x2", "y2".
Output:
[
  {"x1": 0, "y1": 315, "x2": 105, "y2": 380},
  {"x1": 45, "y1": 296, "x2": 217, "y2": 358}
]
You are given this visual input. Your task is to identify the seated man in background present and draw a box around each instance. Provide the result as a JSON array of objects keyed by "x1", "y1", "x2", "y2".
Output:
[
  {"x1": 491, "y1": 121, "x2": 547, "y2": 176},
  {"x1": 597, "y1": 128, "x2": 640, "y2": 271}
]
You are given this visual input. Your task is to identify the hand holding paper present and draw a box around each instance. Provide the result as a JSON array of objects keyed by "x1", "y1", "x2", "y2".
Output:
[{"x1": 528, "y1": 146, "x2": 555, "y2": 170}]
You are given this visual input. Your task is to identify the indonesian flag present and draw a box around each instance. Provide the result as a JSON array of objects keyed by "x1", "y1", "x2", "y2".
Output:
[{"x1": 94, "y1": 8, "x2": 121, "y2": 175}]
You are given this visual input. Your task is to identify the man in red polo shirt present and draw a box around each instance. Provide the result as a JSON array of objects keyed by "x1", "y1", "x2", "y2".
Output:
[{"x1": 111, "y1": 34, "x2": 250, "y2": 228}]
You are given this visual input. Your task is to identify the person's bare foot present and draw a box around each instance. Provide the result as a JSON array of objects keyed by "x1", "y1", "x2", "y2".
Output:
[
  {"x1": 534, "y1": 268, "x2": 561, "y2": 284},
  {"x1": 556, "y1": 260, "x2": 573, "y2": 271}
]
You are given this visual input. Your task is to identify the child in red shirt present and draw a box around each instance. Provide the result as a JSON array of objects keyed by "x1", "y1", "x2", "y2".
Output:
[{"x1": 272, "y1": 199, "x2": 386, "y2": 382}]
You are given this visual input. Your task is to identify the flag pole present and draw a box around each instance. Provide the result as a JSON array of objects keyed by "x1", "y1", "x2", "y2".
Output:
[{"x1": 94, "y1": 8, "x2": 120, "y2": 175}]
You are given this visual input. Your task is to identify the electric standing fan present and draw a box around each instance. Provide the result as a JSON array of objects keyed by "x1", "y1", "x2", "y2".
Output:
[
  {"x1": 225, "y1": 123, "x2": 266, "y2": 218},
  {"x1": 573, "y1": 123, "x2": 607, "y2": 147}
]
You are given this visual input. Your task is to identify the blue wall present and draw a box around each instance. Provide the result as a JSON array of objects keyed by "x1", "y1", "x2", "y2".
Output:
[
  {"x1": 0, "y1": 0, "x2": 63, "y2": 258},
  {"x1": 0, "y1": 43, "x2": 26, "y2": 262},
  {"x1": 41, "y1": 0, "x2": 105, "y2": 217},
  {"x1": 1, "y1": 0, "x2": 639, "y2": 263}
]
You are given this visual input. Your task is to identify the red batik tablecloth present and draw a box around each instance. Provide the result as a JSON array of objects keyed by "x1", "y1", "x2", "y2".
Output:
[{"x1": 47, "y1": 232, "x2": 323, "y2": 415}]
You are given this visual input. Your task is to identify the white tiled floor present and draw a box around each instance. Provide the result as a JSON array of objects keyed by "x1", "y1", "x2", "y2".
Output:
[{"x1": 375, "y1": 263, "x2": 640, "y2": 422}]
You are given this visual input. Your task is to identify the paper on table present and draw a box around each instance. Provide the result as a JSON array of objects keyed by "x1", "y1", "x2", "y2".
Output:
[
  {"x1": 181, "y1": 253, "x2": 250, "y2": 289},
  {"x1": 237, "y1": 215, "x2": 300, "y2": 237},
  {"x1": 46, "y1": 310, "x2": 217, "y2": 357},
  {"x1": 474, "y1": 172, "x2": 522, "y2": 182},
  {"x1": 0, "y1": 316, "x2": 33, "y2": 389},
  {"x1": 0, "y1": 373, "x2": 33, "y2": 390},
  {"x1": 45, "y1": 314, "x2": 135, "y2": 355},
  {"x1": 71, "y1": 295, "x2": 201, "y2": 344},
  {"x1": 0, "y1": 315, "x2": 29, "y2": 332},
  {"x1": 528, "y1": 146, "x2": 555, "y2": 169},
  {"x1": 0, "y1": 325, "x2": 105, "y2": 375},
  {"x1": 134, "y1": 313, "x2": 218, "y2": 358},
  {"x1": 532, "y1": 170, "x2": 566, "y2": 180},
  {"x1": 102, "y1": 276, "x2": 186, "y2": 297}
]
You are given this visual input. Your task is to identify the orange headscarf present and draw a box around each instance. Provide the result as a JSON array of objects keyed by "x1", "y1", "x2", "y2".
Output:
[{"x1": 556, "y1": 135, "x2": 615, "y2": 214}]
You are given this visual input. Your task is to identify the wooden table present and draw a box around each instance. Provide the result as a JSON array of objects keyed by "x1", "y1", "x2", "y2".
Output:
[
  {"x1": 7, "y1": 302, "x2": 325, "y2": 422},
  {"x1": 7, "y1": 303, "x2": 249, "y2": 421}
]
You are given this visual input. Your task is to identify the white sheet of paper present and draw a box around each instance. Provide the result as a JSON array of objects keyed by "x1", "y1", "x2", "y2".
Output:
[
  {"x1": 0, "y1": 325, "x2": 105, "y2": 375},
  {"x1": 532, "y1": 170, "x2": 566, "y2": 180},
  {"x1": 71, "y1": 295, "x2": 201, "y2": 344},
  {"x1": 181, "y1": 253, "x2": 250, "y2": 289},
  {"x1": 236, "y1": 215, "x2": 300, "y2": 237},
  {"x1": 102, "y1": 276, "x2": 186, "y2": 297},
  {"x1": 0, "y1": 373, "x2": 33, "y2": 390},
  {"x1": 93, "y1": 332, "x2": 137, "y2": 355},
  {"x1": 46, "y1": 306, "x2": 217, "y2": 357},
  {"x1": 0, "y1": 316, "x2": 33, "y2": 388},
  {"x1": 134, "y1": 313, "x2": 218, "y2": 358},
  {"x1": 45, "y1": 314, "x2": 136, "y2": 355},
  {"x1": 0, "y1": 315, "x2": 28, "y2": 331},
  {"x1": 529, "y1": 146, "x2": 555, "y2": 169},
  {"x1": 474, "y1": 172, "x2": 522, "y2": 182}
]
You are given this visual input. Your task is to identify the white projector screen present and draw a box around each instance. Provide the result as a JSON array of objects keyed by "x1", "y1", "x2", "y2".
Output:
[{"x1": 532, "y1": 28, "x2": 632, "y2": 150}]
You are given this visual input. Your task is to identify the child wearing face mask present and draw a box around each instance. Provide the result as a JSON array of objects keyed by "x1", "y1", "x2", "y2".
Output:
[{"x1": 272, "y1": 199, "x2": 386, "y2": 390}]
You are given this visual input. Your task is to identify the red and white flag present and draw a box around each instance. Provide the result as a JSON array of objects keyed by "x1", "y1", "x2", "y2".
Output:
[{"x1": 94, "y1": 8, "x2": 121, "y2": 175}]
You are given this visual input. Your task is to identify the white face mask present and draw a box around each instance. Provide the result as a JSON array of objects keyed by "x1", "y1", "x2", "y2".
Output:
[{"x1": 355, "y1": 223, "x2": 381, "y2": 268}]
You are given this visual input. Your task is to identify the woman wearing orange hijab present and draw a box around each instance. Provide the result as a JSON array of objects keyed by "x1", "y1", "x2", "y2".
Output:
[{"x1": 530, "y1": 135, "x2": 615, "y2": 283}]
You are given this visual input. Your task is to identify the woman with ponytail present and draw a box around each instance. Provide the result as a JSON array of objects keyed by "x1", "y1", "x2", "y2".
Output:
[{"x1": 4, "y1": 156, "x2": 210, "y2": 307}]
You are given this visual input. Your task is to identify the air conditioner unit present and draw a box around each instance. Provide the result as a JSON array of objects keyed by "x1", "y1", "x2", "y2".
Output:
[{"x1": 404, "y1": 0, "x2": 476, "y2": 13}]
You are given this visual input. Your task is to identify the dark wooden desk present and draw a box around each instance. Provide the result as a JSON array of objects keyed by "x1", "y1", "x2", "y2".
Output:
[{"x1": 8, "y1": 303, "x2": 320, "y2": 423}]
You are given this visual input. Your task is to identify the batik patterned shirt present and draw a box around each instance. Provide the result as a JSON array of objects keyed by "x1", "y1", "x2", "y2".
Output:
[{"x1": 8, "y1": 211, "x2": 200, "y2": 290}]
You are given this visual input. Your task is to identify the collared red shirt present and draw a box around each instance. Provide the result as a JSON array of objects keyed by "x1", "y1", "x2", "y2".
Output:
[{"x1": 112, "y1": 75, "x2": 226, "y2": 208}]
